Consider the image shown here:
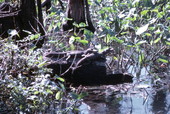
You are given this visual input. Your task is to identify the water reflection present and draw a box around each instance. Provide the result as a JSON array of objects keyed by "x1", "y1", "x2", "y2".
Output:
[
  {"x1": 79, "y1": 67, "x2": 170, "y2": 114},
  {"x1": 80, "y1": 86, "x2": 170, "y2": 114},
  {"x1": 152, "y1": 89, "x2": 170, "y2": 114}
]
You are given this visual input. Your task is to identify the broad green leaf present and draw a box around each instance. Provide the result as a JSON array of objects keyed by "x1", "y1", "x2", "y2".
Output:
[
  {"x1": 56, "y1": 91, "x2": 62, "y2": 100},
  {"x1": 22, "y1": 87, "x2": 27, "y2": 90},
  {"x1": 154, "y1": 29, "x2": 162, "y2": 34},
  {"x1": 136, "y1": 24, "x2": 149, "y2": 35},
  {"x1": 34, "y1": 91, "x2": 39, "y2": 95},
  {"x1": 151, "y1": 9, "x2": 158, "y2": 13},
  {"x1": 145, "y1": 33, "x2": 152, "y2": 36},
  {"x1": 165, "y1": 41, "x2": 170, "y2": 45},
  {"x1": 157, "y1": 12, "x2": 165, "y2": 18},
  {"x1": 46, "y1": 89, "x2": 53, "y2": 94},
  {"x1": 75, "y1": 37, "x2": 81, "y2": 40},
  {"x1": 167, "y1": 17, "x2": 170, "y2": 20},
  {"x1": 141, "y1": 10, "x2": 149, "y2": 16},
  {"x1": 73, "y1": 22, "x2": 80, "y2": 27},
  {"x1": 113, "y1": 56, "x2": 118, "y2": 60}
]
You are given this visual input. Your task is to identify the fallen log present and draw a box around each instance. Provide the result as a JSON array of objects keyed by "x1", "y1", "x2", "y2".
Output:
[{"x1": 44, "y1": 48, "x2": 133, "y2": 86}]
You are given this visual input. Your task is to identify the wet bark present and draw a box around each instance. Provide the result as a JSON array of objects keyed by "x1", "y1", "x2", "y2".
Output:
[{"x1": 45, "y1": 48, "x2": 133, "y2": 86}]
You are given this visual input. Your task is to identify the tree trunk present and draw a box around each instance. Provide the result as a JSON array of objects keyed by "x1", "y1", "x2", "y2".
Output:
[
  {"x1": 63, "y1": 0, "x2": 95, "y2": 33},
  {"x1": 19, "y1": 0, "x2": 37, "y2": 37}
]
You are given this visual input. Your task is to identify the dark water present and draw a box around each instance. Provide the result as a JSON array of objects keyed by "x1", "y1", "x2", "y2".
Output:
[{"x1": 78, "y1": 67, "x2": 170, "y2": 114}]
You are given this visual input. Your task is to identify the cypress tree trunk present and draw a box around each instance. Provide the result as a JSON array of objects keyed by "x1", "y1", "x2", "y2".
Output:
[
  {"x1": 19, "y1": 0, "x2": 37, "y2": 37},
  {"x1": 63, "y1": 0, "x2": 95, "y2": 33}
]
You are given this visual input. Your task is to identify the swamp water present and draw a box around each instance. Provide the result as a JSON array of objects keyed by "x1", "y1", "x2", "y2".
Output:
[{"x1": 78, "y1": 67, "x2": 170, "y2": 114}]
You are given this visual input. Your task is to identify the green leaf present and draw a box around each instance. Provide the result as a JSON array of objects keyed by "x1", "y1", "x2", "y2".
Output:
[
  {"x1": 158, "y1": 58, "x2": 168, "y2": 63},
  {"x1": 154, "y1": 37, "x2": 161, "y2": 44},
  {"x1": 145, "y1": 33, "x2": 152, "y2": 36},
  {"x1": 139, "y1": 52, "x2": 145, "y2": 65},
  {"x1": 110, "y1": 36, "x2": 124, "y2": 44},
  {"x1": 34, "y1": 91, "x2": 39, "y2": 95},
  {"x1": 46, "y1": 89, "x2": 53, "y2": 94},
  {"x1": 56, "y1": 77, "x2": 65, "y2": 82},
  {"x1": 78, "y1": 22, "x2": 87, "y2": 28},
  {"x1": 157, "y1": 12, "x2": 165, "y2": 18},
  {"x1": 56, "y1": 91, "x2": 62, "y2": 100},
  {"x1": 136, "y1": 24, "x2": 149, "y2": 35},
  {"x1": 120, "y1": 32, "x2": 128, "y2": 35},
  {"x1": 22, "y1": 87, "x2": 27, "y2": 90},
  {"x1": 132, "y1": 0, "x2": 140, "y2": 5},
  {"x1": 151, "y1": 9, "x2": 158, "y2": 13},
  {"x1": 69, "y1": 36, "x2": 75, "y2": 44},
  {"x1": 136, "y1": 40, "x2": 147, "y2": 46},
  {"x1": 49, "y1": 12, "x2": 56, "y2": 16},
  {"x1": 167, "y1": 17, "x2": 170, "y2": 20},
  {"x1": 70, "y1": 92, "x2": 78, "y2": 99},
  {"x1": 38, "y1": 61, "x2": 47, "y2": 68},
  {"x1": 75, "y1": 37, "x2": 81, "y2": 40},
  {"x1": 8, "y1": 29, "x2": 19, "y2": 37},
  {"x1": 78, "y1": 40, "x2": 89, "y2": 44},
  {"x1": 30, "y1": 34, "x2": 40, "y2": 40},
  {"x1": 113, "y1": 56, "x2": 118, "y2": 60},
  {"x1": 141, "y1": 10, "x2": 149, "y2": 16},
  {"x1": 165, "y1": 41, "x2": 170, "y2": 45},
  {"x1": 78, "y1": 92, "x2": 88, "y2": 100},
  {"x1": 65, "y1": 17, "x2": 73, "y2": 21},
  {"x1": 154, "y1": 29, "x2": 162, "y2": 34}
]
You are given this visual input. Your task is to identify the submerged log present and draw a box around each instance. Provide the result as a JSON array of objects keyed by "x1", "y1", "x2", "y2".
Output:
[{"x1": 45, "y1": 48, "x2": 133, "y2": 86}]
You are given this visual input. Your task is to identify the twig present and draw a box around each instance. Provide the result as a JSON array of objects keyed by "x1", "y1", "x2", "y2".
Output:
[
  {"x1": 150, "y1": 45, "x2": 166, "y2": 62},
  {"x1": 60, "y1": 54, "x2": 77, "y2": 76}
]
